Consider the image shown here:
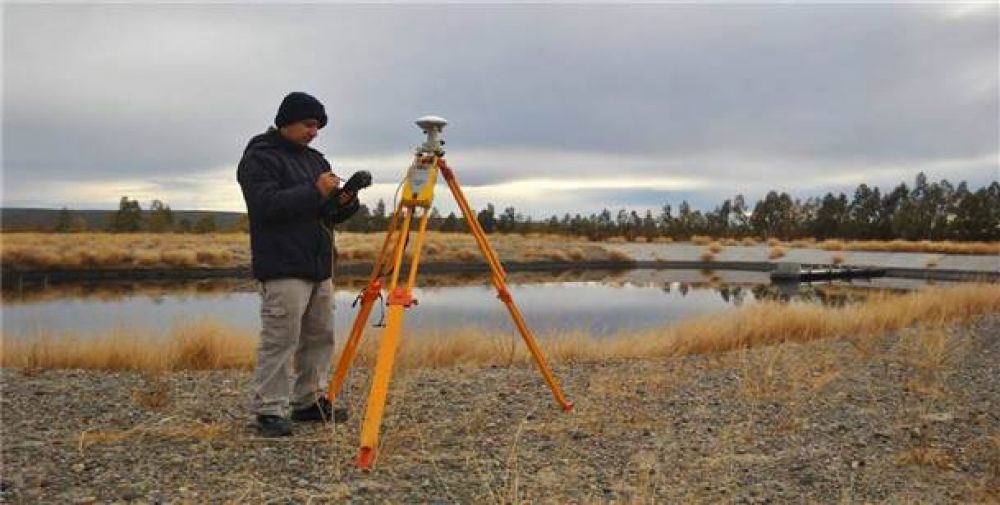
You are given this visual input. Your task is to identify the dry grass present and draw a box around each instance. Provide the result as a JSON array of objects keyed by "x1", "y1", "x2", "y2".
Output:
[
  {"x1": 768, "y1": 246, "x2": 787, "y2": 260},
  {"x1": 5, "y1": 284, "x2": 998, "y2": 372},
  {"x1": 700, "y1": 251, "x2": 716, "y2": 262},
  {"x1": 131, "y1": 373, "x2": 171, "y2": 410},
  {"x1": 893, "y1": 447, "x2": 957, "y2": 470},
  {"x1": 0, "y1": 232, "x2": 620, "y2": 270},
  {"x1": 831, "y1": 254, "x2": 845, "y2": 265},
  {"x1": 810, "y1": 239, "x2": 1000, "y2": 255},
  {"x1": 2, "y1": 320, "x2": 255, "y2": 372},
  {"x1": 8, "y1": 233, "x2": 992, "y2": 272},
  {"x1": 78, "y1": 418, "x2": 230, "y2": 453},
  {"x1": 607, "y1": 249, "x2": 633, "y2": 262},
  {"x1": 1, "y1": 233, "x2": 249, "y2": 269},
  {"x1": 895, "y1": 326, "x2": 970, "y2": 395}
]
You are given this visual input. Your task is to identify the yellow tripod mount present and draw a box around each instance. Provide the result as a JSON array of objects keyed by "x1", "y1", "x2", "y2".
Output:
[{"x1": 326, "y1": 116, "x2": 573, "y2": 471}]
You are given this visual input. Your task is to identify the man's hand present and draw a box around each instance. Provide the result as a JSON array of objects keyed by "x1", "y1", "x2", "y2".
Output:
[{"x1": 315, "y1": 172, "x2": 340, "y2": 198}]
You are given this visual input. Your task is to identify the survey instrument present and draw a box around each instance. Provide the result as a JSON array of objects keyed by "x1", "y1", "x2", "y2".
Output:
[{"x1": 326, "y1": 115, "x2": 573, "y2": 470}]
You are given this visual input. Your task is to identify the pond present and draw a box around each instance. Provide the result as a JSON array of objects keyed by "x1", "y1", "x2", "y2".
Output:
[{"x1": 1, "y1": 269, "x2": 935, "y2": 340}]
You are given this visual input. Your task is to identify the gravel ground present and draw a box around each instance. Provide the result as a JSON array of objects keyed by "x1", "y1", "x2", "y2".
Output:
[{"x1": 3, "y1": 315, "x2": 999, "y2": 504}]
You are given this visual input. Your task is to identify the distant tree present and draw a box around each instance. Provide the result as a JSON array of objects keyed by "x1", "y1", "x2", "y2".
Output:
[
  {"x1": 812, "y1": 193, "x2": 849, "y2": 239},
  {"x1": 440, "y1": 212, "x2": 460, "y2": 232},
  {"x1": 674, "y1": 201, "x2": 694, "y2": 238},
  {"x1": 193, "y1": 215, "x2": 217, "y2": 234},
  {"x1": 952, "y1": 185, "x2": 1000, "y2": 240},
  {"x1": 497, "y1": 206, "x2": 517, "y2": 233},
  {"x1": 889, "y1": 173, "x2": 952, "y2": 240},
  {"x1": 545, "y1": 215, "x2": 560, "y2": 234},
  {"x1": 145, "y1": 199, "x2": 174, "y2": 232},
  {"x1": 177, "y1": 218, "x2": 193, "y2": 233},
  {"x1": 882, "y1": 183, "x2": 910, "y2": 239},
  {"x1": 657, "y1": 204, "x2": 673, "y2": 238},
  {"x1": 640, "y1": 210, "x2": 657, "y2": 240},
  {"x1": 109, "y1": 196, "x2": 142, "y2": 233},
  {"x1": 730, "y1": 195, "x2": 750, "y2": 236},
  {"x1": 476, "y1": 203, "x2": 497, "y2": 233},
  {"x1": 427, "y1": 207, "x2": 442, "y2": 231},
  {"x1": 750, "y1": 191, "x2": 796, "y2": 239},
  {"x1": 55, "y1": 207, "x2": 73, "y2": 233},
  {"x1": 371, "y1": 199, "x2": 388, "y2": 231},
  {"x1": 848, "y1": 184, "x2": 882, "y2": 239}
]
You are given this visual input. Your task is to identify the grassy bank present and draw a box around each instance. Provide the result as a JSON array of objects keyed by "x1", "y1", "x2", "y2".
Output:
[
  {"x1": 803, "y1": 238, "x2": 1000, "y2": 255},
  {"x1": 4, "y1": 283, "x2": 998, "y2": 372},
  {"x1": 3, "y1": 232, "x2": 996, "y2": 272},
  {"x1": 0, "y1": 232, "x2": 625, "y2": 271}
]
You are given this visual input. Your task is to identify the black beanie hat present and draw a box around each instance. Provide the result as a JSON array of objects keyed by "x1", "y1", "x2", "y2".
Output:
[{"x1": 275, "y1": 92, "x2": 328, "y2": 129}]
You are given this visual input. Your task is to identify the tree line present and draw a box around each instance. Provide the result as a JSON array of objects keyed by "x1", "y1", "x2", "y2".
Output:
[
  {"x1": 339, "y1": 173, "x2": 999, "y2": 241},
  {"x1": 55, "y1": 197, "x2": 242, "y2": 234},
  {"x1": 53, "y1": 173, "x2": 999, "y2": 241}
]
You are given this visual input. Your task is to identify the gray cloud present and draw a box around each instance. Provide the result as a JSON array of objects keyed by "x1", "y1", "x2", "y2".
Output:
[{"x1": 3, "y1": 3, "x2": 997, "y2": 214}]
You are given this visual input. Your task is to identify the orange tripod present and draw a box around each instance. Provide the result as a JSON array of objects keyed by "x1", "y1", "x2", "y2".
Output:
[{"x1": 325, "y1": 116, "x2": 573, "y2": 470}]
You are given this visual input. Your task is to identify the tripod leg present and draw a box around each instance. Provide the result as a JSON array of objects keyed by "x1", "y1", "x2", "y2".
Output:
[
  {"x1": 326, "y1": 200, "x2": 406, "y2": 403},
  {"x1": 325, "y1": 279, "x2": 381, "y2": 403},
  {"x1": 441, "y1": 162, "x2": 573, "y2": 412},
  {"x1": 496, "y1": 286, "x2": 573, "y2": 411},
  {"x1": 438, "y1": 161, "x2": 507, "y2": 280},
  {"x1": 356, "y1": 206, "x2": 417, "y2": 469}
]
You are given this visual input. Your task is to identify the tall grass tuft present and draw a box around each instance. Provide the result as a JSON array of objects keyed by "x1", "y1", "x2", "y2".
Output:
[
  {"x1": 170, "y1": 322, "x2": 255, "y2": 370},
  {"x1": 2, "y1": 321, "x2": 255, "y2": 372}
]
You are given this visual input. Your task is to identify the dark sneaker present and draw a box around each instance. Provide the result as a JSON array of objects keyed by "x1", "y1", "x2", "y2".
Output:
[
  {"x1": 292, "y1": 397, "x2": 348, "y2": 424},
  {"x1": 256, "y1": 414, "x2": 293, "y2": 437}
]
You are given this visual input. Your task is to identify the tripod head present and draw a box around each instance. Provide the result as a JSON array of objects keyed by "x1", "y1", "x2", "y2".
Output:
[{"x1": 414, "y1": 115, "x2": 448, "y2": 155}]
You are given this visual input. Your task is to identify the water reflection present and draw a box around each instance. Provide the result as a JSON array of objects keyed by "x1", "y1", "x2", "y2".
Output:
[
  {"x1": 2, "y1": 270, "x2": 635, "y2": 305},
  {"x1": 1, "y1": 269, "x2": 918, "y2": 339}
]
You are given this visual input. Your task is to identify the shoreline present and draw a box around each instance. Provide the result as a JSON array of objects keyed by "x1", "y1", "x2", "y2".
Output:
[
  {"x1": 3, "y1": 259, "x2": 997, "y2": 288},
  {"x1": 5, "y1": 283, "x2": 999, "y2": 373}
]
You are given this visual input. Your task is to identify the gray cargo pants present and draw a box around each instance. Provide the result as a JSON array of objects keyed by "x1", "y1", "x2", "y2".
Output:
[{"x1": 253, "y1": 278, "x2": 338, "y2": 416}]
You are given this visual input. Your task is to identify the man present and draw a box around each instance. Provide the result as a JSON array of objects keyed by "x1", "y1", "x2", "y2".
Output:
[{"x1": 237, "y1": 92, "x2": 359, "y2": 437}]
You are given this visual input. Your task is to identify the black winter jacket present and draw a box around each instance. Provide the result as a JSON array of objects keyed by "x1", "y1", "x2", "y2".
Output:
[{"x1": 237, "y1": 128, "x2": 359, "y2": 281}]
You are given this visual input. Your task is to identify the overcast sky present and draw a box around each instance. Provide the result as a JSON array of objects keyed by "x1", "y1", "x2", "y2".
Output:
[{"x1": 3, "y1": 2, "x2": 997, "y2": 217}]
